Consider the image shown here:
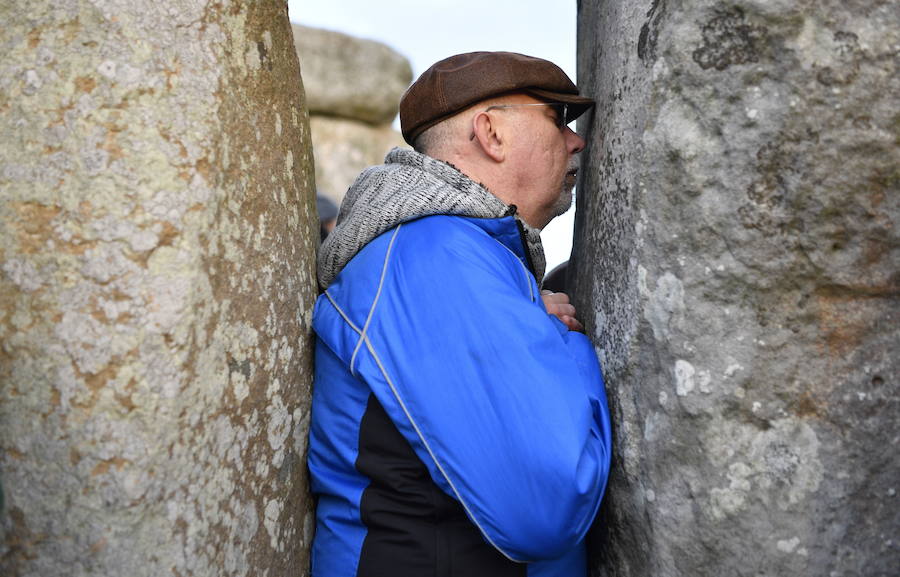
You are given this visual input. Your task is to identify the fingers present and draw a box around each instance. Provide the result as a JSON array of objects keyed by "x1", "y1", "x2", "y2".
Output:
[
  {"x1": 541, "y1": 289, "x2": 568, "y2": 300},
  {"x1": 540, "y1": 290, "x2": 571, "y2": 307},
  {"x1": 541, "y1": 291, "x2": 585, "y2": 333},
  {"x1": 549, "y1": 302, "x2": 577, "y2": 318},
  {"x1": 541, "y1": 290, "x2": 572, "y2": 310},
  {"x1": 560, "y1": 315, "x2": 585, "y2": 333}
]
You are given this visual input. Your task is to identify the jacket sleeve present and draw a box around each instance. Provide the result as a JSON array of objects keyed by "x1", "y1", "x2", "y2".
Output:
[{"x1": 354, "y1": 219, "x2": 612, "y2": 562}]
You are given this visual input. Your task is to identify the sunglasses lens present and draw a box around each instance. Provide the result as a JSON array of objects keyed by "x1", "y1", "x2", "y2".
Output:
[{"x1": 555, "y1": 103, "x2": 568, "y2": 129}]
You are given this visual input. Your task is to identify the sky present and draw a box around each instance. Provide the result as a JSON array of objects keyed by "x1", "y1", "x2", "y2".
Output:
[{"x1": 286, "y1": 0, "x2": 579, "y2": 269}]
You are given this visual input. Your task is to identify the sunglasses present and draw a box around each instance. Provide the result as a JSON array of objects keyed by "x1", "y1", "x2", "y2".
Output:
[{"x1": 482, "y1": 102, "x2": 571, "y2": 130}]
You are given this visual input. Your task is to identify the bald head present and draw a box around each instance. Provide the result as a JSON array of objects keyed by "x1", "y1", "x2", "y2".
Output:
[{"x1": 410, "y1": 93, "x2": 523, "y2": 168}]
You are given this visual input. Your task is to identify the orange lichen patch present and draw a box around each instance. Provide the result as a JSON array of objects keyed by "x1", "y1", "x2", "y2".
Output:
[
  {"x1": 108, "y1": 288, "x2": 134, "y2": 302},
  {"x1": 115, "y1": 311, "x2": 134, "y2": 324},
  {"x1": 4, "y1": 506, "x2": 42, "y2": 561},
  {"x1": 814, "y1": 287, "x2": 894, "y2": 358},
  {"x1": 90, "y1": 304, "x2": 107, "y2": 323},
  {"x1": 58, "y1": 17, "x2": 81, "y2": 43},
  {"x1": 115, "y1": 380, "x2": 138, "y2": 412},
  {"x1": 41, "y1": 202, "x2": 104, "y2": 255},
  {"x1": 115, "y1": 392, "x2": 137, "y2": 412},
  {"x1": 122, "y1": 240, "x2": 157, "y2": 266},
  {"x1": 78, "y1": 200, "x2": 94, "y2": 218},
  {"x1": 157, "y1": 126, "x2": 175, "y2": 144},
  {"x1": 5, "y1": 448, "x2": 26, "y2": 460},
  {"x1": 816, "y1": 299, "x2": 869, "y2": 357},
  {"x1": 162, "y1": 63, "x2": 181, "y2": 91},
  {"x1": 100, "y1": 124, "x2": 127, "y2": 161},
  {"x1": 74, "y1": 75, "x2": 97, "y2": 94},
  {"x1": 27, "y1": 28, "x2": 42, "y2": 49},
  {"x1": 84, "y1": 365, "x2": 118, "y2": 394},
  {"x1": 55, "y1": 238, "x2": 96, "y2": 256},
  {"x1": 90, "y1": 457, "x2": 129, "y2": 476},
  {"x1": 115, "y1": 87, "x2": 156, "y2": 109},
  {"x1": 157, "y1": 221, "x2": 180, "y2": 247},
  {"x1": 70, "y1": 346, "x2": 141, "y2": 409},
  {"x1": 11, "y1": 202, "x2": 61, "y2": 254},
  {"x1": 101, "y1": 117, "x2": 124, "y2": 131},
  {"x1": 89, "y1": 305, "x2": 133, "y2": 325},
  {"x1": 195, "y1": 157, "x2": 212, "y2": 181},
  {"x1": 87, "y1": 293, "x2": 132, "y2": 324},
  {"x1": 49, "y1": 101, "x2": 75, "y2": 127},
  {"x1": 70, "y1": 447, "x2": 82, "y2": 466},
  {"x1": 89, "y1": 537, "x2": 108, "y2": 554},
  {"x1": 71, "y1": 363, "x2": 119, "y2": 410},
  {"x1": 792, "y1": 390, "x2": 826, "y2": 419}
]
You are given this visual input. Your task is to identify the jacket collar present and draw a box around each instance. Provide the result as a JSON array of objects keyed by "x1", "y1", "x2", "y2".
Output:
[{"x1": 317, "y1": 148, "x2": 546, "y2": 290}]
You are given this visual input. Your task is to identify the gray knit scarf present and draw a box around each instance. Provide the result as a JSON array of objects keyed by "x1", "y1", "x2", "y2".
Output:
[{"x1": 317, "y1": 147, "x2": 546, "y2": 290}]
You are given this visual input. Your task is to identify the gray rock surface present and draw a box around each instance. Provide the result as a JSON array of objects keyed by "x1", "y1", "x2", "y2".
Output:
[
  {"x1": 292, "y1": 24, "x2": 412, "y2": 126},
  {"x1": 573, "y1": 1, "x2": 899, "y2": 576},
  {"x1": 0, "y1": 2, "x2": 318, "y2": 575},
  {"x1": 310, "y1": 116, "x2": 407, "y2": 203}
]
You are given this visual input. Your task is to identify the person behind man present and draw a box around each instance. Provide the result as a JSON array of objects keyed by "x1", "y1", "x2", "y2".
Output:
[
  {"x1": 316, "y1": 192, "x2": 339, "y2": 242},
  {"x1": 307, "y1": 51, "x2": 612, "y2": 577}
]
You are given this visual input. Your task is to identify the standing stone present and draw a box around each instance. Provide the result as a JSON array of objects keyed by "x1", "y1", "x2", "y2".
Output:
[
  {"x1": 292, "y1": 24, "x2": 412, "y2": 126},
  {"x1": 0, "y1": 2, "x2": 318, "y2": 576},
  {"x1": 574, "y1": 1, "x2": 898, "y2": 576},
  {"x1": 291, "y1": 24, "x2": 411, "y2": 203},
  {"x1": 308, "y1": 116, "x2": 406, "y2": 205}
]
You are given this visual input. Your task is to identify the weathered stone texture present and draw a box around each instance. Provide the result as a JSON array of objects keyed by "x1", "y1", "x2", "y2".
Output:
[
  {"x1": 574, "y1": 1, "x2": 898, "y2": 576},
  {"x1": 292, "y1": 24, "x2": 412, "y2": 126},
  {"x1": 291, "y1": 24, "x2": 411, "y2": 202},
  {"x1": 0, "y1": 2, "x2": 317, "y2": 576},
  {"x1": 309, "y1": 115, "x2": 406, "y2": 205}
]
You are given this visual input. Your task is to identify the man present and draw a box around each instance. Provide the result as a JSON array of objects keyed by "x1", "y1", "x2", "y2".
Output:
[{"x1": 308, "y1": 51, "x2": 612, "y2": 577}]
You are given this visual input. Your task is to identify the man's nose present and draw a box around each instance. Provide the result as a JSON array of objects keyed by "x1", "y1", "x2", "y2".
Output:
[{"x1": 565, "y1": 127, "x2": 585, "y2": 154}]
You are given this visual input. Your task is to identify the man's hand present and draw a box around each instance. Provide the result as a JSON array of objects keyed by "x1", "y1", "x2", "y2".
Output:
[{"x1": 541, "y1": 290, "x2": 584, "y2": 333}]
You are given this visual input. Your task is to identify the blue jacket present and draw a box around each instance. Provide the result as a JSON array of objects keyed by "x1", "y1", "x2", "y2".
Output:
[{"x1": 308, "y1": 213, "x2": 612, "y2": 577}]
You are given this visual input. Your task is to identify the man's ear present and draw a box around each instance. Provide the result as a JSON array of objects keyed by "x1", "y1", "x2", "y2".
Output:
[{"x1": 471, "y1": 111, "x2": 505, "y2": 162}]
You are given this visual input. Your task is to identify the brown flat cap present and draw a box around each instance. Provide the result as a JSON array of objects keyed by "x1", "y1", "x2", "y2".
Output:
[{"x1": 400, "y1": 51, "x2": 595, "y2": 145}]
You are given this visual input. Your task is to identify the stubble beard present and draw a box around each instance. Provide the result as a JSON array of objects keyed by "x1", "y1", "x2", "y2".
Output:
[
  {"x1": 550, "y1": 185, "x2": 574, "y2": 219},
  {"x1": 550, "y1": 161, "x2": 579, "y2": 219}
]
